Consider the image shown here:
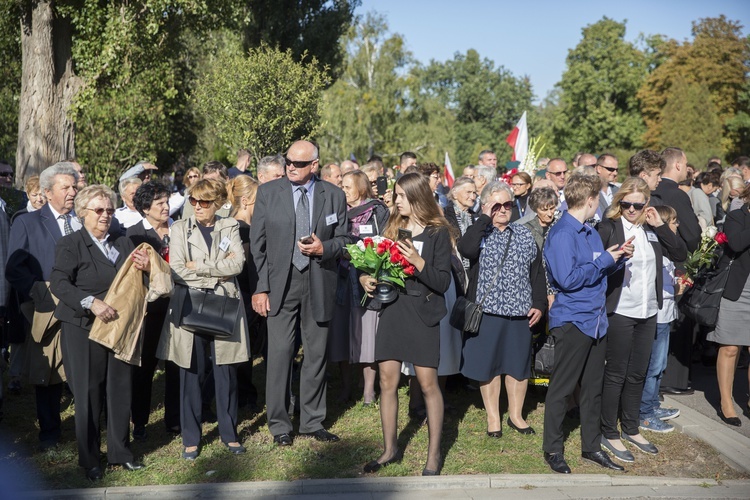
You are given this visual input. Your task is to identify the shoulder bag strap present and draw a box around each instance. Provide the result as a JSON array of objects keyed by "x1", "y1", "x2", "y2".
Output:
[{"x1": 477, "y1": 231, "x2": 513, "y2": 307}]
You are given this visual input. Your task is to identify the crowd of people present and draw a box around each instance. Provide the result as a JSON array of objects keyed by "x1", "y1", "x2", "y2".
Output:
[{"x1": 0, "y1": 144, "x2": 749, "y2": 481}]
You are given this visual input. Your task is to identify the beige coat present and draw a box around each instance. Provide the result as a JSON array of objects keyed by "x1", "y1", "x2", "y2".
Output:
[
  {"x1": 157, "y1": 216, "x2": 250, "y2": 368},
  {"x1": 22, "y1": 282, "x2": 65, "y2": 386},
  {"x1": 89, "y1": 243, "x2": 173, "y2": 365}
]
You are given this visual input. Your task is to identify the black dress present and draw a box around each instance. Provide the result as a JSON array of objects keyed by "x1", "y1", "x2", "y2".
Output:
[{"x1": 375, "y1": 226, "x2": 452, "y2": 368}]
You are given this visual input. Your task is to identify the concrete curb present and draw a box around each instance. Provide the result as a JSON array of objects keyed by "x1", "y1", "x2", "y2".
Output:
[
  {"x1": 22, "y1": 475, "x2": 733, "y2": 499},
  {"x1": 664, "y1": 395, "x2": 750, "y2": 474}
]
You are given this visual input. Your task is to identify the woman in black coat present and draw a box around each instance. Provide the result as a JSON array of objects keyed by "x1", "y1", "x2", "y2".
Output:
[{"x1": 50, "y1": 185, "x2": 151, "y2": 481}]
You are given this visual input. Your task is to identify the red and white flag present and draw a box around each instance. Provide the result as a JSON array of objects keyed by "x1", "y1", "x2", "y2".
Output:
[
  {"x1": 505, "y1": 111, "x2": 528, "y2": 163},
  {"x1": 444, "y1": 152, "x2": 455, "y2": 188}
]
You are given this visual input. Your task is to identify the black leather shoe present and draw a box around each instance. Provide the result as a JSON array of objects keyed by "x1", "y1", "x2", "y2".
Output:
[
  {"x1": 486, "y1": 430, "x2": 502, "y2": 438},
  {"x1": 224, "y1": 442, "x2": 247, "y2": 454},
  {"x1": 421, "y1": 455, "x2": 442, "y2": 476},
  {"x1": 273, "y1": 433, "x2": 293, "y2": 446},
  {"x1": 363, "y1": 450, "x2": 401, "y2": 473},
  {"x1": 132, "y1": 425, "x2": 147, "y2": 441},
  {"x1": 581, "y1": 451, "x2": 625, "y2": 471},
  {"x1": 660, "y1": 386, "x2": 694, "y2": 396},
  {"x1": 109, "y1": 461, "x2": 144, "y2": 471},
  {"x1": 507, "y1": 418, "x2": 535, "y2": 435},
  {"x1": 86, "y1": 466, "x2": 103, "y2": 481},
  {"x1": 544, "y1": 452, "x2": 571, "y2": 474},
  {"x1": 301, "y1": 428, "x2": 340, "y2": 442},
  {"x1": 718, "y1": 409, "x2": 742, "y2": 427}
]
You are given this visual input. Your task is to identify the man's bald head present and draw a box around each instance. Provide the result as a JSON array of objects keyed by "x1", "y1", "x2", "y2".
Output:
[
  {"x1": 340, "y1": 160, "x2": 358, "y2": 174},
  {"x1": 577, "y1": 153, "x2": 597, "y2": 167}
]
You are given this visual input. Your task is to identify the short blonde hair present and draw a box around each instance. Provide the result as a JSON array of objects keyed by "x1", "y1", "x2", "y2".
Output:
[
  {"x1": 187, "y1": 179, "x2": 227, "y2": 208},
  {"x1": 606, "y1": 177, "x2": 651, "y2": 220},
  {"x1": 563, "y1": 172, "x2": 600, "y2": 209},
  {"x1": 75, "y1": 184, "x2": 117, "y2": 217},
  {"x1": 24, "y1": 175, "x2": 40, "y2": 195},
  {"x1": 226, "y1": 175, "x2": 259, "y2": 217}
]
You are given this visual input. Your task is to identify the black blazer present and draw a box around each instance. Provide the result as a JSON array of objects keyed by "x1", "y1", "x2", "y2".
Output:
[
  {"x1": 50, "y1": 230, "x2": 134, "y2": 331},
  {"x1": 126, "y1": 219, "x2": 166, "y2": 254},
  {"x1": 720, "y1": 205, "x2": 750, "y2": 301},
  {"x1": 598, "y1": 217, "x2": 687, "y2": 314},
  {"x1": 652, "y1": 178, "x2": 702, "y2": 253}
]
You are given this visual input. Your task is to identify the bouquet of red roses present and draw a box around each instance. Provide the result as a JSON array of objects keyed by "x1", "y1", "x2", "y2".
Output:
[
  {"x1": 345, "y1": 236, "x2": 415, "y2": 304},
  {"x1": 683, "y1": 225, "x2": 729, "y2": 283}
]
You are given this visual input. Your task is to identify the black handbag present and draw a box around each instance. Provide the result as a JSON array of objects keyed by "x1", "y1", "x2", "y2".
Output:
[
  {"x1": 174, "y1": 227, "x2": 241, "y2": 339},
  {"x1": 533, "y1": 335, "x2": 555, "y2": 376},
  {"x1": 449, "y1": 234, "x2": 512, "y2": 334},
  {"x1": 680, "y1": 259, "x2": 733, "y2": 327}
]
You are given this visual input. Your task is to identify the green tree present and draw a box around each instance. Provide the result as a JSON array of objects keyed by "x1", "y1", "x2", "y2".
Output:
[
  {"x1": 639, "y1": 16, "x2": 750, "y2": 154},
  {"x1": 549, "y1": 17, "x2": 647, "y2": 159},
  {"x1": 417, "y1": 49, "x2": 533, "y2": 167},
  {"x1": 659, "y1": 77, "x2": 723, "y2": 165},
  {"x1": 0, "y1": 1, "x2": 20, "y2": 163},
  {"x1": 192, "y1": 45, "x2": 329, "y2": 163}
]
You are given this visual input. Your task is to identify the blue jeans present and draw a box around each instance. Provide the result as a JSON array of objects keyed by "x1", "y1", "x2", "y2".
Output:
[{"x1": 640, "y1": 322, "x2": 671, "y2": 418}]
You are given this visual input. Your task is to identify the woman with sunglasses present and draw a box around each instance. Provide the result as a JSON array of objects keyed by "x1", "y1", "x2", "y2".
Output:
[
  {"x1": 157, "y1": 179, "x2": 249, "y2": 460},
  {"x1": 179, "y1": 167, "x2": 203, "y2": 219},
  {"x1": 457, "y1": 182, "x2": 547, "y2": 439},
  {"x1": 597, "y1": 178, "x2": 686, "y2": 462},
  {"x1": 50, "y1": 185, "x2": 151, "y2": 480}
]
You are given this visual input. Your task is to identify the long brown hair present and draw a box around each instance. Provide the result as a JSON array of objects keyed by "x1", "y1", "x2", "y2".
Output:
[{"x1": 383, "y1": 172, "x2": 455, "y2": 241}]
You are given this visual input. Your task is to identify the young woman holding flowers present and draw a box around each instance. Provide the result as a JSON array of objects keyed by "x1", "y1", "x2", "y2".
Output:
[{"x1": 359, "y1": 173, "x2": 453, "y2": 476}]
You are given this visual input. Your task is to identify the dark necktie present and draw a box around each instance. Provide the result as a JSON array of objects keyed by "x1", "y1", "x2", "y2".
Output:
[
  {"x1": 293, "y1": 186, "x2": 310, "y2": 271},
  {"x1": 58, "y1": 214, "x2": 73, "y2": 235}
]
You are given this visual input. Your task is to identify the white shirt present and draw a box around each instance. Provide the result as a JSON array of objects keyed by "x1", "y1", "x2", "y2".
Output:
[
  {"x1": 114, "y1": 206, "x2": 143, "y2": 229},
  {"x1": 657, "y1": 256, "x2": 678, "y2": 324},
  {"x1": 614, "y1": 219, "x2": 658, "y2": 319},
  {"x1": 48, "y1": 204, "x2": 82, "y2": 235},
  {"x1": 601, "y1": 185, "x2": 614, "y2": 206}
]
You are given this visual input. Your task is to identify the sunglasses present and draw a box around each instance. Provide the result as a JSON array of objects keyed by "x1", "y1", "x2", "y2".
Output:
[
  {"x1": 86, "y1": 207, "x2": 115, "y2": 216},
  {"x1": 510, "y1": 182, "x2": 528, "y2": 187},
  {"x1": 0, "y1": 172, "x2": 13, "y2": 178},
  {"x1": 619, "y1": 201, "x2": 646, "y2": 211},
  {"x1": 492, "y1": 201, "x2": 514, "y2": 212},
  {"x1": 597, "y1": 164, "x2": 618, "y2": 173},
  {"x1": 189, "y1": 197, "x2": 214, "y2": 208},
  {"x1": 285, "y1": 156, "x2": 316, "y2": 169},
  {"x1": 547, "y1": 170, "x2": 567, "y2": 177},
  {"x1": 187, "y1": 174, "x2": 199, "y2": 179}
]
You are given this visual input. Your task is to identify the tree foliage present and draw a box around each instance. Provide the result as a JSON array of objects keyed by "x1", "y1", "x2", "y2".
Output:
[
  {"x1": 0, "y1": 1, "x2": 21, "y2": 163},
  {"x1": 638, "y1": 16, "x2": 750, "y2": 155},
  {"x1": 548, "y1": 17, "x2": 647, "y2": 159},
  {"x1": 192, "y1": 45, "x2": 329, "y2": 163}
]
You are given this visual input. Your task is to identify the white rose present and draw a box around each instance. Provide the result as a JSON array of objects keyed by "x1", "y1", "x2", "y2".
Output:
[{"x1": 703, "y1": 225, "x2": 718, "y2": 238}]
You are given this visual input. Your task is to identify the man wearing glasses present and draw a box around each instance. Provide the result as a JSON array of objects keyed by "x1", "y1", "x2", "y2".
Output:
[
  {"x1": 545, "y1": 159, "x2": 569, "y2": 200},
  {"x1": 596, "y1": 153, "x2": 620, "y2": 213},
  {"x1": 251, "y1": 140, "x2": 349, "y2": 447}
]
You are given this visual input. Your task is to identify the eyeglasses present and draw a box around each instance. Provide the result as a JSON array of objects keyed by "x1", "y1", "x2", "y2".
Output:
[
  {"x1": 187, "y1": 174, "x2": 200, "y2": 179},
  {"x1": 189, "y1": 197, "x2": 214, "y2": 208},
  {"x1": 0, "y1": 172, "x2": 13, "y2": 178},
  {"x1": 547, "y1": 170, "x2": 567, "y2": 177},
  {"x1": 596, "y1": 164, "x2": 618, "y2": 173},
  {"x1": 510, "y1": 182, "x2": 528, "y2": 187},
  {"x1": 430, "y1": 174, "x2": 440, "y2": 179},
  {"x1": 86, "y1": 207, "x2": 115, "y2": 216},
  {"x1": 492, "y1": 201, "x2": 514, "y2": 212},
  {"x1": 619, "y1": 201, "x2": 646, "y2": 211},
  {"x1": 285, "y1": 156, "x2": 316, "y2": 169}
]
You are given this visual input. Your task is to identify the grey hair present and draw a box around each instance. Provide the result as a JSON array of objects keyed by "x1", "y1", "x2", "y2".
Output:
[
  {"x1": 74, "y1": 184, "x2": 118, "y2": 219},
  {"x1": 447, "y1": 176, "x2": 476, "y2": 201},
  {"x1": 478, "y1": 149, "x2": 494, "y2": 162},
  {"x1": 40, "y1": 162, "x2": 79, "y2": 192},
  {"x1": 475, "y1": 165, "x2": 496, "y2": 186},
  {"x1": 528, "y1": 187, "x2": 559, "y2": 212},
  {"x1": 480, "y1": 181, "x2": 514, "y2": 204},
  {"x1": 257, "y1": 154, "x2": 285, "y2": 175},
  {"x1": 118, "y1": 176, "x2": 143, "y2": 197}
]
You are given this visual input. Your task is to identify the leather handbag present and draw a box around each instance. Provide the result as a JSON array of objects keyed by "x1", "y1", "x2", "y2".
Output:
[
  {"x1": 174, "y1": 227, "x2": 241, "y2": 339},
  {"x1": 449, "y1": 234, "x2": 512, "y2": 334},
  {"x1": 680, "y1": 259, "x2": 733, "y2": 327},
  {"x1": 533, "y1": 335, "x2": 555, "y2": 376}
]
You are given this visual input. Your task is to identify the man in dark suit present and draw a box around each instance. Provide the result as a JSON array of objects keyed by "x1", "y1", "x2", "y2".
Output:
[
  {"x1": 651, "y1": 147, "x2": 701, "y2": 395},
  {"x1": 596, "y1": 153, "x2": 620, "y2": 215},
  {"x1": 251, "y1": 140, "x2": 350, "y2": 446},
  {"x1": 6, "y1": 161, "x2": 80, "y2": 450}
]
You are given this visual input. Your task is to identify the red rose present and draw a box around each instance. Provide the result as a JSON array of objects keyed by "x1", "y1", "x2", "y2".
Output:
[
  {"x1": 715, "y1": 232, "x2": 729, "y2": 245},
  {"x1": 363, "y1": 237, "x2": 374, "y2": 248},
  {"x1": 389, "y1": 244, "x2": 398, "y2": 255},
  {"x1": 404, "y1": 265, "x2": 416, "y2": 275},
  {"x1": 390, "y1": 252, "x2": 401, "y2": 264},
  {"x1": 381, "y1": 239, "x2": 393, "y2": 251},
  {"x1": 376, "y1": 242, "x2": 387, "y2": 255},
  {"x1": 399, "y1": 256, "x2": 409, "y2": 267}
]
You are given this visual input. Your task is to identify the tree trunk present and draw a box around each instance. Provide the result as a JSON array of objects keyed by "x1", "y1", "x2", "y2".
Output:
[{"x1": 16, "y1": 0, "x2": 82, "y2": 183}]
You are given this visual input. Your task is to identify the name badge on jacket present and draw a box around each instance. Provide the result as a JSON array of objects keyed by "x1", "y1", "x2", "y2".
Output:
[
  {"x1": 359, "y1": 224, "x2": 373, "y2": 235},
  {"x1": 107, "y1": 247, "x2": 120, "y2": 264},
  {"x1": 219, "y1": 236, "x2": 231, "y2": 252},
  {"x1": 326, "y1": 213, "x2": 338, "y2": 226},
  {"x1": 646, "y1": 231, "x2": 658, "y2": 242}
]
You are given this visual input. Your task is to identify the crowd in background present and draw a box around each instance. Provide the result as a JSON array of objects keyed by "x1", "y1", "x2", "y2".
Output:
[{"x1": 0, "y1": 145, "x2": 749, "y2": 479}]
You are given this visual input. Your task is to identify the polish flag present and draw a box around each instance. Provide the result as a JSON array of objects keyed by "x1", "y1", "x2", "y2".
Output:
[
  {"x1": 505, "y1": 111, "x2": 528, "y2": 163},
  {"x1": 444, "y1": 152, "x2": 455, "y2": 188}
]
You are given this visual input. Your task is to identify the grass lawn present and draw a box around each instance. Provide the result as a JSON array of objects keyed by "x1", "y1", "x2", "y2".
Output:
[{"x1": 1, "y1": 356, "x2": 746, "y2": 491}]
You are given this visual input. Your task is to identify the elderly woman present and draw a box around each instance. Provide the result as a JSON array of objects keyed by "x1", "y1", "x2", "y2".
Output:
[
  {"x1": 445, "y1": 177, "x2": 478, "y2": 270},
  {"x1": 510, "y1": 171, "x2": 533, "y2": 221},
  {"x1": 458, "y1": 182, "x2": 546, "y2": 437},
  {"x1": 114, "y1": 177, "x2": 144, "y2": 229},
  {"x1": 333, "y1": 170, "x2": 390, "y2": 404},
  {"x1": 597, "y1": 178, "x2": 686, "y2": 460},
  {"x1": 127, "y1": 181, "x2": 180, "y2": 439},
  {"x1": 707, "y1": 184, "x2": 750, "y2": 427},
  {"x1": 50, "y1": 185, "x2": 151, "y2": 481},
  {"x1": 157, "y1": 179, "x2": 249, "y2": 460}
]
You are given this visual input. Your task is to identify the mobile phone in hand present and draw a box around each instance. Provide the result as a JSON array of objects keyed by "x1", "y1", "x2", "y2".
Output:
[
  {"x1": 376, "y1": 176, "x2": 388, "y2": 197},
  {"x1": 298, "y1": 235, "x2": 314, "y2": 245},
  {"x1": 397, "y1": 228, "x2": 412, "y2": 242}
]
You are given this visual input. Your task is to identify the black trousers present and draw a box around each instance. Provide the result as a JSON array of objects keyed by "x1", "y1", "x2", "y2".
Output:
[
  {"x1": 660, "y1": 311, "x2": 694, "y2": 390},
  {"x1": 61, "y1": 324, "x2": 133, "y2": 469},
  {"x1": 601, "y1": 314, "x2": 656, "y2": 438},
  {"x1": 543, "y1": 323, "x2": 607, "y2": 454},
  {"x1": 35, "y1": 383, "x2": 62, "y2": 444},
  {"x1": 131, "y1": 299, "x2": 180, "y2": 429},
  {"x1": 180, "y1": 334, "x2": 238, "y2": 447},
  {"x1": 266, "y1": 266, "x2": 329, "y2": 436}
]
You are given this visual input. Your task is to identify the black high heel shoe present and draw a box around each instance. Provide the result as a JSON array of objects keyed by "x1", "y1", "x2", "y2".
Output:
[
  {"x1": 507, "y1": 417, "x2": 536, "y2": 435},
  {"x1": 718, "y1": 409, "x2": 742, "y2": 427},
  {"x1": 422, "y1": 456, "x2": 443, "y2": 476},
  {"x1": 363, "y1": 450, "x2": 402, "y2": 473}
]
